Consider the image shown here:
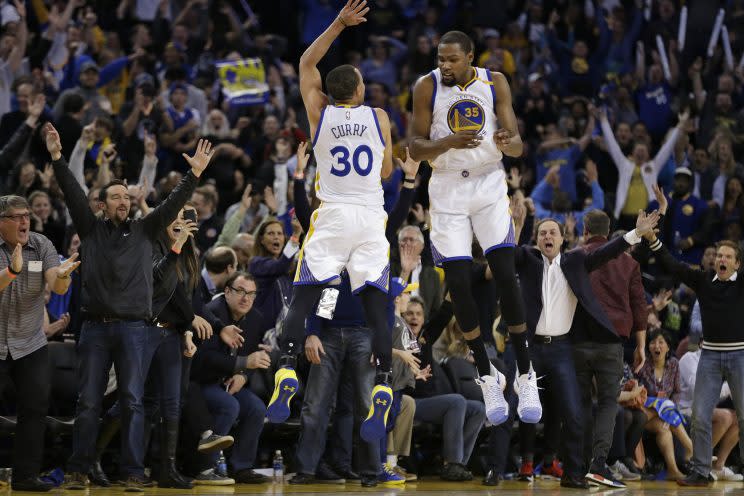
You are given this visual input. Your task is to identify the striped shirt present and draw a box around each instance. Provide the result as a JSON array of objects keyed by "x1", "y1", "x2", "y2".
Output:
[
  {"x1": 0, "y1": 233, "x2": 60, "y2": 359},
  {"x1": 650, "y1": 241, "x2": 744, "y2": 352}
]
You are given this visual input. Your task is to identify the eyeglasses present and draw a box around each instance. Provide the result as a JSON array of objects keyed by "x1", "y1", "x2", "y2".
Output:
[
  {"x1": 0, "y1": 213, "x2": 30, "y2": 222},
  {"x1": 229, "y1": 286, "x2": 257, "y2": 299}
]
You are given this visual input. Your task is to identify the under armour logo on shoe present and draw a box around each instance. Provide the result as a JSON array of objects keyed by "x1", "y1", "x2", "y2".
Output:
[
  {"x1": 376, "y1": 398, "x2": 388, "y2": 406},
  {"x1": 283, "y1": 385, "x2": 295, "y2": 392}
]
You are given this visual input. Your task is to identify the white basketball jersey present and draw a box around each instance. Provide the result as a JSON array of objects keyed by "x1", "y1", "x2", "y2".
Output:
[
  {"x1": 312, "y1": 105, "x2": 386, "y2": 206},
  {"x1": 429, "y1": 67, "x2": 503, "y2": 171}
]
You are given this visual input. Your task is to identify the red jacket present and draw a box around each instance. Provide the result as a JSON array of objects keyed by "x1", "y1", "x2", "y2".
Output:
[{"x1": 583, "y1": 236, "x2": 647, "y2": 338}]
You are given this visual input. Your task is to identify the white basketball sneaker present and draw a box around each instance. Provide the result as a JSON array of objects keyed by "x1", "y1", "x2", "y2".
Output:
[
  {"x1": 516, "y1": 367, "x2": 542, "y2": 423},
  {"x1": 477, "y1": 367, "x2": 508, "y2": 426}
]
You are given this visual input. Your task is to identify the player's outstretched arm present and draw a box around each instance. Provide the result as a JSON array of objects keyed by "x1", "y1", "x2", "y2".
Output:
[
  {"x1": 492, "y1": 72, "x2": 523, "y2": 158},
  {"x1": 374, "y1": 108, "x2": 394, "y2": 178},
  {"x1": 409, "y1": 75, "x2": 483, "y2": 162},
  {"x1": 299, "y1": 0, "x2": 369, "y2": 130}
]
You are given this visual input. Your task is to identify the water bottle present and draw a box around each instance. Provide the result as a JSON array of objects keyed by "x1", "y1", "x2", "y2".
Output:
[
  {"x1": 273, "y1": 450, "x2": 284, "y2": 483},
  {"x1": 217, "y1": 451, "x2": 227, "y2": 477}
]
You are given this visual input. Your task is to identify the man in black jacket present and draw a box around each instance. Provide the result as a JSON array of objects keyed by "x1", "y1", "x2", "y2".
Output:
[
  {"x1": 44, "y1": 124, "x2": 215, "y2": 491},
  {"x1": 193, "y1": 271, "x2": 271, "y2": 484},
  {"x1": 512, "y1": 205, "x2": 659, "y2": 489},
  {"x1": 643, "y1": 230, "x2": 744, "y2": 487}
]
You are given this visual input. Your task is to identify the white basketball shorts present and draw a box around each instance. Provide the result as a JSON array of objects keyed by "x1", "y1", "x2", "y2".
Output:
[
  {"x1": 294, "y1": 202, "x2": 390, "y2": 293},
  {"x1": 429, "y1": 165, "x2": 515, "y2": 266}
]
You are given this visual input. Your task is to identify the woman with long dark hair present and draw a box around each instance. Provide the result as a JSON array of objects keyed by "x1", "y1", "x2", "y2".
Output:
[
  {"x1": 149, "y1": 203, "x2": 237, "y2": 486},
  {"x1": 144, "y1": 203, "x2": 211, "y2": 488},
  {"x1": 248, "y1": 217, "x2": 302, "y2": 331}
]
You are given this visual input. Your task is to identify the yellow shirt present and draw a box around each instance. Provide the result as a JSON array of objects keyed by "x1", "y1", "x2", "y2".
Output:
[
  {"x1": 622, "y1": 165, "x2": 648, "y2": 215},
  {"x1": 99, "y1": 67, "x2": 131, "y2": 116},
  {"x1": 501, "y1": 34, "x2": 528, "y2": 53},
  {"x1": 477, "y1": 49, "x2": 516, "y2": 76}
]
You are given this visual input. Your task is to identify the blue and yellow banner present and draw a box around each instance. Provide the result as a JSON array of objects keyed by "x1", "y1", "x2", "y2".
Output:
[{"x1": 216, "y1": 58, "x2": 270, "y2": 106}]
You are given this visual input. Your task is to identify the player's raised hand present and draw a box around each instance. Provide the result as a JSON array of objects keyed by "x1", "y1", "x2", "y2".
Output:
[
  {"x1": 635, "y1": 209, "x2": 661, "y2": 237},
  {"x1": 510, "y1": 194, "x2": 526, "y2": 228},
  {"x1": 182, "y1": 139, "x2": 215, "y2": 178},
  {"x1": 81, "y1": 123, "x2": 95, "y2": 144},
  {"x1": 43, "y1": 123, "x2": 63, "y2": 160},
  {"x1": 337, "y1": 0, "x2": 369, "y2": 27},
  {"x1": 507, "y1": 166, "x2": 522, "y2": 190},
  {"x1": 144, "y1": 133, "x2": 157, "y2": 158},
  {"x1": 565, "y1": 212, "x2": 577, "y2": 236},
  {"x1": 296, "y1": 140, "x2": 311, "y2": 176},
  {"x1": 395, "y1": 147, "x2": 420, "y2": 179},
  {"x1": 677, "y1": 108, "x2": 690, "y2": 127},
  {"x1": 652, "y1": 184, "x2": 668, "y2": 215},
  {"x1": 400, "y1": 244, "x2": 419, "y2": 275},
  {"x1": 545, "y1": 165, "x2": 561, "y2": 187},
  {"x1": 447, "y1": 130, "x2": 482, "y2": 149},
  {"x1": 27, "y1": 94, "x2": 45, "y2": 121},
  {"x1": 584, "y1": 159, "x2": 598, "y2": 184}
]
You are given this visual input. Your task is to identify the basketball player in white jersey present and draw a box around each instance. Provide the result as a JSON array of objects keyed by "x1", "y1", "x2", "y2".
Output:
[
  {"x1": 266, "y1": 0, "x2": 395, "y2": 442},
  {"x1": 409, "y1": 31, "x2": 541, "y2": 426}
]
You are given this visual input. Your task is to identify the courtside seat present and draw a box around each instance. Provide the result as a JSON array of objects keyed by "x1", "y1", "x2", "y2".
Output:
[
  {"x1": 47, "y1": 341, "x2": 78, "y2": 418},
  {"x1": 45, "y1": 416, "x2": 75, "y2": 436},
  {"x1": 442, "y1": 357, "x2": 484, "y2": 401},
  {"x1": 0, "y1": 416, "x2": 16, "y2": 434}
]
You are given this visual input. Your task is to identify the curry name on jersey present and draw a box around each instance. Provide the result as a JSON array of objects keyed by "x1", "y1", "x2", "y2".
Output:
[{"x1": 312, "y1": 104, "x2": 386, "y2": 206}]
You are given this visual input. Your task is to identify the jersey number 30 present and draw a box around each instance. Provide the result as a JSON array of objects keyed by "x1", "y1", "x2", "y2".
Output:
[{"x1": 330, "y1": 145, "x2": 373, "y2": 177}]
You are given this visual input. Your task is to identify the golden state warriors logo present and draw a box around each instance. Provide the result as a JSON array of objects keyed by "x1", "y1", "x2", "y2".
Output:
[{"x1": 447, "y1": 99, "x2": 485, "y2": 134}]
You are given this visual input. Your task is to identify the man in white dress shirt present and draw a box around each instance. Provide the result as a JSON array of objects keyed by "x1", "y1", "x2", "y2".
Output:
[{"x1": 511, "y1": 207, "x2": 659, "y2": 488}]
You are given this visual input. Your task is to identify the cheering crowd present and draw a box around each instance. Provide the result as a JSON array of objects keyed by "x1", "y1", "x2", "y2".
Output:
[{"x1": 0, "y1": 0, "x2": 744, "y2": 492}]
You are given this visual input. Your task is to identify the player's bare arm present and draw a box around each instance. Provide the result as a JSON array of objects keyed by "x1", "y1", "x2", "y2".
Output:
[
  {"x1": 492, "y1": 71, "x2": 523, "y2": 158},
  {"x1": 409, "y1": 75, "x2": 482, "y2": 162},
  {"x1": 299, "y1": 0, "x2": 369, "y2": 134},
  {"x1": 374, "y1": 107, "x2": 394, "y2": 178}
]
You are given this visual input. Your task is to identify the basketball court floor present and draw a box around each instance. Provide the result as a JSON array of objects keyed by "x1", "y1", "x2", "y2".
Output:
[{"x1": 46, "y1": 479, "x2": 744, "y2": 495}]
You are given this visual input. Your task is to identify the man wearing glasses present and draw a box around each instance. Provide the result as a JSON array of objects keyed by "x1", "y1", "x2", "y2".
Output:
[
  {"x1": 0, "y1": 195, "x2": 80, "y2": 492},
  {"x1": 191, "y1": 271, "x2": 272, "y2": 483}
]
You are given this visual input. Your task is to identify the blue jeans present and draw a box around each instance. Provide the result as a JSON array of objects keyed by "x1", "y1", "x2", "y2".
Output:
[
  {"x1": 323, "y1": 372, "x2": 354, "y2": 471},
  {"x1": 68, "y1": 321, "x2": 148, "y2": 477},
  {"x1": 143, "y1": 327, "x2": 182, "y2": 421},
  {"x1": 201, "y1": 384, "x2": 265, "y2": 472},
  {"x1": 105, "y1": 328, "x2": 183, "y2": 419},
  {"x1": 294, "y1": 327, "x2": 379, "y2": 477},
  {"x1": 414, "y1": 394, "x2": 486, "y2": 464},
  {"x1": 690, "y1": 349, "x2": 744, "y2": 475},
  {"x1": 531, "y1": 339, "x2": 585, "y2": 477}
]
